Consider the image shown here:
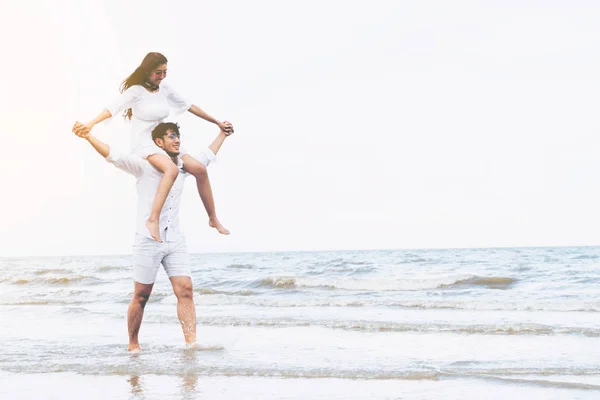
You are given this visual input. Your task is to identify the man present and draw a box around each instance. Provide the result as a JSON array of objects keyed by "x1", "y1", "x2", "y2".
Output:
[{"x1": 73, "y1": 121, "x2": 231, "y2": 352}]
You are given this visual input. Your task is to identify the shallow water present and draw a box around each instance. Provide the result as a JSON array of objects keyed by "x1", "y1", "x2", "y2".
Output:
[{"x1": 1, "y1": 247, "x2": 600, "y2": 399}]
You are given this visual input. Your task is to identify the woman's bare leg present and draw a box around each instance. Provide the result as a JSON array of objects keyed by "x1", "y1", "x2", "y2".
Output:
[
  {"x1": 146, "y1": 154, "x2": 180, "y2": 242},
  {"x1": 181, "y1": 130, "x2": 231, "y2": 235},
  {"x1": 182, "y1": 155, "x2": 229, "y2": 235}
]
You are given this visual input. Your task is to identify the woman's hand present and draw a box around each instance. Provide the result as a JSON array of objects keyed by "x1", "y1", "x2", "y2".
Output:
[
  {"x1": 73, "y1": 121, "x2": 94, "y2": 136},
  {"x1": 218, "y1": 120, "x2": 234, "y2": 134},
  {"x1": 72, "y1": 121, "x2": 91, "y2": 139}
]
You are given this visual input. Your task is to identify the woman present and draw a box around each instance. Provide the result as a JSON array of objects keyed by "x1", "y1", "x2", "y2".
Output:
[{"x1": 75, "y1": 52, "x2": 233, "y2": 241}]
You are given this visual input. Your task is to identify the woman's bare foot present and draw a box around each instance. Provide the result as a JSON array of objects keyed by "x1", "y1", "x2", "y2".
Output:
[
  {"x1": 145, "y1": 218, "x2": 162, "y2": 242},
  {"x1": 209, "y1": 218, "x2": 230, "y2": 235}
]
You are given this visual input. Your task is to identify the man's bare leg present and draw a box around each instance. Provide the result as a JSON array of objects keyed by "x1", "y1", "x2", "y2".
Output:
[
  {"x1": 128, "y1": 281, "x2": 154, "y2": 352},
  {"x1": 170, "y1": 276, "x2": 197, "y2": 345}
]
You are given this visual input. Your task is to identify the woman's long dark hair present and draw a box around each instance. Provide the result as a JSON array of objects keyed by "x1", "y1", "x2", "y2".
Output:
[{"x1": 119, "y1": 52, "x2": 168, "y2": 120}]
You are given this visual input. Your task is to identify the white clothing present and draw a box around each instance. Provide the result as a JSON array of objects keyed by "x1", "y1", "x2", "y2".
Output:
[
  {"x1": 132, "y1": 233, "x2": 190, "y2": 284},
  {"x1": 106, "y1": 82, "x2": 192, "y2": 158},
  {"x1": 105, "y1": 146, "x2": 216, "y2": 242}
]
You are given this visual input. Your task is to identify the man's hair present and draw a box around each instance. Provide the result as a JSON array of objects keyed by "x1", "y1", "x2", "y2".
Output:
[{"x1": 152, "y1": 122, "x2": 180, "y2": 142}]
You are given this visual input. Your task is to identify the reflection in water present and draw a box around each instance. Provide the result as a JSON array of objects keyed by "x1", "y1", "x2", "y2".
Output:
[
  {"x1": 181, "y1": 348, "x2": 199, "y2": 399},
  {"x1": 128, "y1": 375, "x2": 145, "y2": 399},
  {"x1": 126, "y1": 349, "x2": 201, "y2": 399},
  {"x1": 182, "y1": 372, "x2": 198, "y2": 399}
]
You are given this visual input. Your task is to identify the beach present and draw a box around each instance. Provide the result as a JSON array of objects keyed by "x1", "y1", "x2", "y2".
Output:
[{"x1": 1, "y1": 247, "x2": 599, "y2": 399}]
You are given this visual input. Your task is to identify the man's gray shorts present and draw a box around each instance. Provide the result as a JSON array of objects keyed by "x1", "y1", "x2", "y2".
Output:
[{"x1": 132, "y1": 234, "x2": 190, "y2": 284}]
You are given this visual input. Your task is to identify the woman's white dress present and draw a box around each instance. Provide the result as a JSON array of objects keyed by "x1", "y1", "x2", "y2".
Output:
[{"x1": 106, "y1": 83, "x2": 191, "y2": 158}]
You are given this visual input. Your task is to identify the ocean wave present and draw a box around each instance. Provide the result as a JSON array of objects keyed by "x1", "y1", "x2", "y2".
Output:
[
  {"x1": 33, "y1": 269, "x2": 71, "y2": 276},
  {"x1": 396, "y1": 257, "x2": 428, "y2": 264},
  {"x1": 488, "y1": 376, "x2": 600, "y2": 391},
  {"x1": 97, "y1": 266, "x2": 122, "y2": 272},
  {"x1": 1, "y1": 362, "x2": 440, "y2": 381},
  {"x1": 56, "y1": 307, "x2": 90, "y2": 314},
  {"x1": 0, "y1": 300, "x2": 82, "y2": 306},
  {"x1": 194, "y1": 288, "x2": 255, "y2": 296},
  {"x1": 9, "y1": 276, "x2": 99, "y2": 285},
  {"x1": 226, "y1": 263, "x2": 256, "y2": 269},
  {"x1": 324, "y1": 260, "x2": 373, "y2": 269},
  {"x1": 447, "y1": 367, "x2": 600, "y2": 376},
  {"x1": 189, "y1": 294, "x2": 600, "y2": 312},
  {"x1": 444, "y1": 276, "x2": 516, "y2": 289},
  {"x1": 4, "y1": 360, "x2": 599, "y2": 390},
  {"x1": 187, "y1": 317, "x2": 600, "y2": 336},
  {"x1": 381, "y1": 295, "x2": 600, "y2": 312},
  {"x1": 256, "y1": 275, "x2": 515, "y2": 291},
  {"x1": 44, "y1": 276, "x2": 95, "y2": 285},
  {"x1": 438, "y1": 369, "x2": 600, "y2": 391},
  {"x1": 186, "y1": 368, "x2": 439, "y2": 381},
  {"x1": 389, "y1": 300, "x2": 600, "y2": 313},
  {"x1": 572, "y1": 254, "x2": 599, "y2": 260}
]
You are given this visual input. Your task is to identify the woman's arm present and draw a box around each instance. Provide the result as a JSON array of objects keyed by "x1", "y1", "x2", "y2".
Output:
[
  {"x1": 163, "y1": 83, "x2": 233, "y2": 133},
  {"x1": 84, "y1": 109, "x2": 112, "y2": 130},
  {"x1": 72, "y1": 109, "x2": 112, "y2": 136},
  {"x1": 75, "y1": 86, "x2": 143, "y2": 134},
  {"x1": 188, "y1": 104, "x2": 233, "y2": 133}
]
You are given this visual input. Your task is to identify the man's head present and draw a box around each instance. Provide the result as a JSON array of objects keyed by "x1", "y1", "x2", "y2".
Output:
[{"x1": 152, "y1": 122, "x2": 181, "y2": 157}]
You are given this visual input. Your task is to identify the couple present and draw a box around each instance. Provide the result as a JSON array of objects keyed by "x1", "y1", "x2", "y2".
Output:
[
  {"x1": 77, "y1": 52, "x2": 233, "y2": 239},
  {"x1": 74, "y1": 122, "x2": 231, "y2": 352},
  {"x1": 73, "y1": 52, "x2": 234, "y2": 352}
]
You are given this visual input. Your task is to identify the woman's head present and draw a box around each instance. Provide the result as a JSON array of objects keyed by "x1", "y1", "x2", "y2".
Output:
[{"x1": 120, "y1": 52, "x2": 169, "y2": 119}]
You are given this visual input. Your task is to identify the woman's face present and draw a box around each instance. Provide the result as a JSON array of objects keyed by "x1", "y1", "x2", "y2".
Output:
[{"x1": 147, "y1": 63, "x2": 167, "y2": 86}]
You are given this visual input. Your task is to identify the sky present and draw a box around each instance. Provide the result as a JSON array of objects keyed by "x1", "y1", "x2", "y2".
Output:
[{"x1": 2, "y1": 0, "x2": 600, "y2": 257}]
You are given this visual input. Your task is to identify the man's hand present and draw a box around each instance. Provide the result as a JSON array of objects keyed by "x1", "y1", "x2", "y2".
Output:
[
  {"x1": 72, "y1": 121, "x2": 91, "y2": 139},
  {"x1": 72, "y1": 121, "x2": 110, "y2": 157},
  {"x1": 217, "y1": 120, "x2": 234, "y2": 134},
  {"x1": 221, "y1": 121, "x2": 234, "y2": 137}
]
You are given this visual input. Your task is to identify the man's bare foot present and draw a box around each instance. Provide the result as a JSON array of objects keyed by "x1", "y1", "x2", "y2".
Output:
[
  {"x1": 145, "y1": 218, "x2": 162, "y2": 242},
  {"x1": 209, "y1": 218, "x2": 230, "y2": 235},
  {"x1": 128, "y1": 344, "x2": 142, "y2": 353},
  {"x1": 186, "y1": 341, "x2": 199, "y2": 350},
  {"x1": 186, "y1": 341, "x2": 225, "y2": 351}
]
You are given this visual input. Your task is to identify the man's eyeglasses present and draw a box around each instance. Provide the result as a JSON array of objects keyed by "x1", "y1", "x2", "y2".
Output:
[{"x1": 165, "y1": 133, "x2": 180, "y2": 140}]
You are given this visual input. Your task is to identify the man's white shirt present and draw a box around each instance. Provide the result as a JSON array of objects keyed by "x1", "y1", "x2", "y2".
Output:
[{"x1": 105, "y1": 148, "x2": 216, "y2": 242}]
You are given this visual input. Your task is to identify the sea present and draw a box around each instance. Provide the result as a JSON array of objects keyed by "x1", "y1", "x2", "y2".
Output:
[{"x1": 1, "y1": 246, "x2": 599, "y2": 399}]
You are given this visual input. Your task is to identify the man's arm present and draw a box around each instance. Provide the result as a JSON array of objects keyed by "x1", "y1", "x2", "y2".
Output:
[
  {"x1": 73, "y1": 121, "x2": 110, "y2": 157},
  {"x1": 208, "y1": 130, "x2": 229, "y2": 156},
  {"x1": 185, "y1": 129, "x2": 231, "y2": 167},
  {"x1": 86, "y1": 133, "x2": 110, "y2": 158},
  {"x1": 73, "y1": 121, "x2": 144, "y2": 177}
]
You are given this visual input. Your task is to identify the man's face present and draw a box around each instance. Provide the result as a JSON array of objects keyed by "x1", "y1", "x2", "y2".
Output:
[
  {"x1": 147, "y1": 63, "x2": 167, "y2": 86},
  {"x1": 158, "y1": 129, "x2": 181, "y2": 156}
]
